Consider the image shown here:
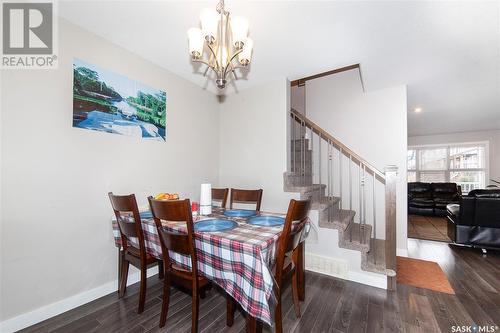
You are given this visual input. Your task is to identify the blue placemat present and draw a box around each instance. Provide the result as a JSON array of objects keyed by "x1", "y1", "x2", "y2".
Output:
[
  {"x1": 247, "y1": 216, "x2": 285, "y2": 227},
  {"x1": 140, "y1": 211, "x2": 153, "y2": 219},
  {"x1": 194, "y1": 219, "x2": 238, "y2": 232},
  {"x1": 223, "y1": 209, "x2": 257, "y2": 218}
]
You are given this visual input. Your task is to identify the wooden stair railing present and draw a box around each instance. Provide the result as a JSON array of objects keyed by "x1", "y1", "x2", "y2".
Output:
[{"x1": 289, "y1": 108, "x2": 398, "y2": 290}]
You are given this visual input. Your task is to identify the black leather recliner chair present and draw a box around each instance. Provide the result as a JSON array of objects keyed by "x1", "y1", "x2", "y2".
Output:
[
  {"x1": 408, "y1": 182, "x2": 434, "y2": 215},
  {"x1": 447, "y1": 189, "x2": 500, "y2": 250},
  {"x1": 432, "y1": 183, "x2": 461, "y2": 216},
  {"x1": 408, "y1": 182, "x2": 461, "y2": 216}
]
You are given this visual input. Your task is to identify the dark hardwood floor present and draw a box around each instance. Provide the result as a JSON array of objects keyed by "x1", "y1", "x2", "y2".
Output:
[
  {"x1": 407, "y1": 215, "x2": 451, "y2": 243},
  {"x1": 20, "y1": 240, "x2": 500, "y2": 333}
]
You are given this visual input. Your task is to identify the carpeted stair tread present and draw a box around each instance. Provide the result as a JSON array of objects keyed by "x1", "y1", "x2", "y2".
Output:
[
  {"x1": 342, "y1": 223, "x2": 371, "y2": 252},
  {"x1": 362, "y1": 238, "x2": 387, "y2": 274},
  {"x1": 319, "y1": 209, "x2": 354, "y2": 230},
  {"x1": 310, "y1": 196, "x2": 339, "y2": 210}
]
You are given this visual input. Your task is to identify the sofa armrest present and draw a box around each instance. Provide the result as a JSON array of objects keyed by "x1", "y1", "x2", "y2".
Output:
[
  {"x1": 447, "y1": 204, "x2": 460, "y2": 222},
  {"x1": 475, "y1": 198, "x2": 500, "y2": 228}
]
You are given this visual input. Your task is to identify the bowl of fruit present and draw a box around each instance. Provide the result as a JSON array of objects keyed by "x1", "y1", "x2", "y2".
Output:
[{"x1": 154, "y1": 192, "x2": 179, "y2": 201}]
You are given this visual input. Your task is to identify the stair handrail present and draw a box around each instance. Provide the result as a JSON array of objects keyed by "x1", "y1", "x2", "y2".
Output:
[{"x1": 290, "y1": 108, "x2": 386, "y2": 182}]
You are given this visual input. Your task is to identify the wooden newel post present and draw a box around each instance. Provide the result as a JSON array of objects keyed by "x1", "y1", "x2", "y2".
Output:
[{"x1": 384, "y1": 165, "x2": 398, "y2": 291}]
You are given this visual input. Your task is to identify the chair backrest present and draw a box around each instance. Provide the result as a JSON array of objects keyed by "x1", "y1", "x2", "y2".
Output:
[
  {"x1": 148, "y1": 198, "x2": 199, "y2": 276},
  {"x1": 408, "y1": 182, "x2": 432, "y2": 198},
  {"x1": 275, "y1": 199, "x2": 310, "y2": 285},
  {"x1": 230, "y1": 188, "x2": 263, "y2": 211},
  {"x1": 212, "y1": 188, "x2": 229, "y2": 208},
  {"x1": 431, "y1": 182, "x2": 460, "y2": 200},
  {"x1": 108, "y1": 192, "x2": 146, "y2": 257}
]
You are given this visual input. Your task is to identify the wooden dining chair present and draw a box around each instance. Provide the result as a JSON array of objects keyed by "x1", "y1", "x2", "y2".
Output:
[
  {"x1": 108, "y1": 192, "x2": 163, "y2": 314},
  {"x1": 229, "y1": 188, "x2": 263, "y2": 211},
  {"x1": 226, "y1": 199, "x2": 310, "y2": 333},
  {"x1": 212, "y1": 188, "x2": 229, "y2": 208},
  {"x1": 148, "y1": 197, "x2": 209, "y2": 332}
]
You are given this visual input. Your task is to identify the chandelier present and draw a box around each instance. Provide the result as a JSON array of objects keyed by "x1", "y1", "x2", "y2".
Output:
[{"x1": 187, "y1": 0, "x2": 253, "y2": 89}]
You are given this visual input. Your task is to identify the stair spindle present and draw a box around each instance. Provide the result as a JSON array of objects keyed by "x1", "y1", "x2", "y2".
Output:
[
  {"x1": 362, "y1": 164, "x2": 366, "y2": 244},
  {"x1": 372, "y1": 171, "x2": 377, "y2": 264},
  {"x1": 310, "y1": 126, "x2": 314, "y2": 187},
  {"x1": 349, "y1": 154, "x2": 353, "y2": 242},
  {"x1": 318, "y1": 132, "x2": 322, "y2": 203},
  {"x1": 339, "y1": 147, "x2": 343, "y2": 209},
  {"x1": 358, "y1": 162, "x2": 362, "y2": 243},
  {"x1": 301, "y1": 119, "x2": 305, "y2": 186},
  {"x1": 328, "y1": 140, "x2": 333, "y2": 222}
]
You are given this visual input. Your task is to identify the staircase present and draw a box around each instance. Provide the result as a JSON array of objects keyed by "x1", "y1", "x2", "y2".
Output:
[{"x1": 284, "y1": 108, "x2": 397, "y2": 290}]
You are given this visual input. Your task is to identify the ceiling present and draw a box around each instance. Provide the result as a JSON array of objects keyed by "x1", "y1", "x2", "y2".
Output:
[{"x1": 59, "y1": 0, "x2": 500, "y2": 136}]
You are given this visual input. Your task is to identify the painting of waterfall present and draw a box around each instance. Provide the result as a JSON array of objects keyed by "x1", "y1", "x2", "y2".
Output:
[{"x1": 72, "y1": 58, "x2": 166, "y2": 141}]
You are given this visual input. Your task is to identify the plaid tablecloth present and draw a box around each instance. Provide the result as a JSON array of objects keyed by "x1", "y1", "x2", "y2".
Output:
[{"x1": 112, "y1": 207, "x2": 308, "y2": 325}]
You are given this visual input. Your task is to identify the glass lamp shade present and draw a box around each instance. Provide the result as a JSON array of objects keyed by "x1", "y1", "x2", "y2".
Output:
[
  {"x1": 187, "y1": 28, "x2": 204, "y2": 58},
  {"x1": 200, "y1": 8, "x2": 219, "y2": 43},
  {"x1": 238, "y1": 37, "x2": 253, "y2": 66},
  {"x1": 231, "y1": 16, "x2": 249, "y2": 48}
]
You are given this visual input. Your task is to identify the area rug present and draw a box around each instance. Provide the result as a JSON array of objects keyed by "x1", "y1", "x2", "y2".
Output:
[{"x1": 397, "y1": 256, "x2": 455, "y2": 294}]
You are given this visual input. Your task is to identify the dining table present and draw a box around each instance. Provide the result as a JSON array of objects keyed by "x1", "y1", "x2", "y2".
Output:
[{"x1": 111, "y1": 206, "x2": 308, "y2": 332}]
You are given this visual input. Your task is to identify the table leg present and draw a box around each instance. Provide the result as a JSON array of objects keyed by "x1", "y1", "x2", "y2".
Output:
[
  {"x1": 296, "y1": 242, "x2": 305, "y2": 301},
  {"x1": 245, "y1": 315, "x2": 262, "y2": 333}
]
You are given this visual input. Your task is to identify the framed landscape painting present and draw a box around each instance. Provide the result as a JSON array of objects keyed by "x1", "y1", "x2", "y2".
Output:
[{"x1": 73, "y1": 58, "x2": 166, "y2": 141}]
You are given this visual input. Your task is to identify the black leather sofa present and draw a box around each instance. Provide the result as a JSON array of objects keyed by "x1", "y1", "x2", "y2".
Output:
[
  {"x1": 446, "y1": 189, "x2": 500, "y2": 250},
  {"x1": 408, "y1": 182, "x2": 461, "y2": 216}
]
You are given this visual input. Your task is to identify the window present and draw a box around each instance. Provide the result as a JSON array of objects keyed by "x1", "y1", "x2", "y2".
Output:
[
  {"x1": 420, "y1": 171, "x2": 446, "y2": 183},
  {"x1": 407, "y1": 150, "x2": 416, "y2": 170},
  {"x1": 408, "y1": 144, "x2": 487, "y2": 194},
  {"x1": 419, "y1": 148, "x2": 447, "y2": 170},
  {"x1": 407, "y1": 171, "x2": 417, "y2": 182}
]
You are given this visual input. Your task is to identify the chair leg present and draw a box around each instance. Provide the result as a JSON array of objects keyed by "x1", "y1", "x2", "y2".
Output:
[
  {"x1": 200, "y1": 288, "x2": 206, "y2": 299},
  {"x1": 138, "y1": 266, "x2": 147, "y2": 314},
  {"x1": 119, "y1": 259, "x2": 129, "y2": 298},
  {"x1": 117, "y1": 250, "x2": 123, "y2": 294},
  {"x1": 274, "y1": 295, "x2": 283, "y2": 333},
  {"x1": 159, "y1": 275, "x2": 171, "y2": 328},
  {"x1": 291, "y1": 271, "x2": 301, "y2": 318},
  {"x1": 191, "y1": 292, "x2": 199, "y2": 333},
  {"x1": 158, "y1": 260, "x2": 164, "y2": 279},
  {"x1": 245, "y1": 314, "x2": 263, "y2": 333},
  {"x1": 226, "y1": 297, "x2": 235, "y2": 327}
]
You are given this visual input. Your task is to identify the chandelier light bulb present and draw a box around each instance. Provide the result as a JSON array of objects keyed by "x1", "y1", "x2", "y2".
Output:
[
  {"x1": 187, "y1": 27, "x2": 204, "y2": 58},
  {"x1": 239, "y1": 37, "x2": 253, "y2": 66},
  {"x1": 200, "y1": 8, "x2": 219, "y2": 43},
  {"x1": 231, "y1": 16, "x2": 249, "y2": 48}
]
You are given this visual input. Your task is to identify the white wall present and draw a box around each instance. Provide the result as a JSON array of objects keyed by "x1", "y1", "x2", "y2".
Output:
[
  {"x1": 306, "y1": 69, "x2": 408, "y2": 254},
  {"x1": 218, "y1": 80, "x2": 298, "y2": 214},
  {"x1": 290, "y1": 85, "x2": 305, "y2": 114},
  {"x1": 0, "y1": 19, "x2": 220, "y2": 325},
  {"x1": 408, "y1": 130, "x2": 500, "y2": 185}
]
